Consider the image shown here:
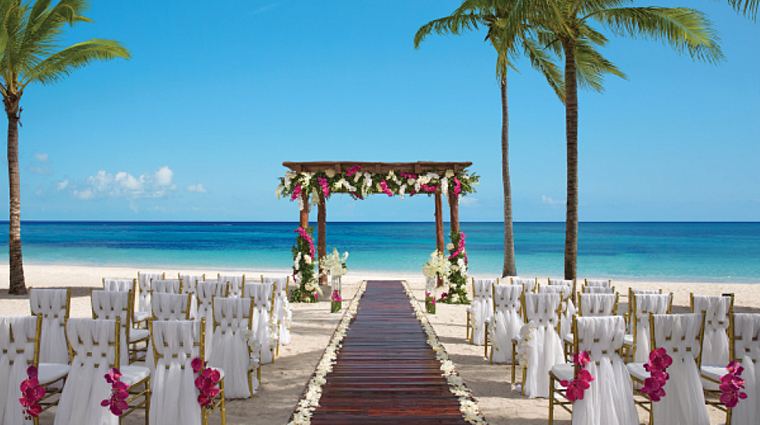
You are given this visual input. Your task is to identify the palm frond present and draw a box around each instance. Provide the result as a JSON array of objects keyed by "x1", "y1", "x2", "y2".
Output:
[
  {"x1": 590, "y1": 7, "x2": 724, "y2": 64},
  {"x1": 522, "y1": 35, "x2": 565, "y2": 101},
  {"x1": 414, "y1": 13, "x2": 484, "y2": 48},
  {"x1": 573, "y1": 39, "x2": 626, "y2": 93},
  {"x1": 21, "y1": 39, "x2": 130, "y2": 87},
  {"x1": 725, "y1": 0, "x2": 758, "y2": 20}
]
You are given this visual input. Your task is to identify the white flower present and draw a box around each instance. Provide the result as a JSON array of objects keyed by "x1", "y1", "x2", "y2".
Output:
[
  {"x1": 305, "y1": 255, "x2": 312, "y2": 265},
  {"x1": 305, "y1": 282, "x2": 315, "y2": 292},
  {"x1": 451, "y1": 265, "x2": 459, "y2": 272},
  {"x1": 325, "y1": 169, "x2": 336, "y2": 178},
  {"x1": 446, "y1": 243, "x2": 455, "y2": 251},
  {"x1": 376, "y1": 183, "x2": 382, "y2": 191},
  {"x1": 286, "y1": 171, "x2": 296, "y2": 179},
  {"x1": 276, "y1": 184, "x2": 283, "y2": 199},
  {"x1": 363, "y1": 172, "x2": 372, "y2": 187},
  {"x1": 407, "y1": 178, "x2": 415, "y2": 185},
  {"x1": 353, "y1": 172, "x2": 361, "y2": 183},
  {"x1": 445, "y1": 169, "x2": 455, "y2": 178}
]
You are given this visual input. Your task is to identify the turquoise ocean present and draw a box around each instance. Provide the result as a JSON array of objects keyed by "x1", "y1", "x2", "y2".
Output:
[{"x1": 1, "y1": 222, "x2": 758, "y2": 283}]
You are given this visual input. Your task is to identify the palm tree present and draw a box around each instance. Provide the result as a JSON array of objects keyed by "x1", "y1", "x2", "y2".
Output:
[
  {"x1": 725, "y1": 0, "x2": 758, "y2": 19},
  {"x1": 511, "y1": 0, "x2": 723, "y2": 284},
  {"x1": 1, "y1": 0, "x2": 130, "y2": 295},
  {"x1": 414, "y1": 0, "x2": 564, "y2": 278}
]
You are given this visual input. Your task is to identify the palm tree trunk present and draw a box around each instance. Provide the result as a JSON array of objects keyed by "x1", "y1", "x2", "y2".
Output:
[
  {"x1": 563, "y1": 42, "x2": 579, "y2": 287},
  {"x1": 500, "y1": 77, "x2": 517, "y2": 278},
  {"x1": 4, "y1": 94, "x2": 26, "y2": 295}
]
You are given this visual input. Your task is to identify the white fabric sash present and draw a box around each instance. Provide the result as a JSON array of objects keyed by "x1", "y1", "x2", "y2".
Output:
[
  {"x1": 692, "y1": 295, "x2": 730, "y2": 365},
  {"x1": 209, "y1": 299, "x2": 254, "y2": 398},
  {"x1": 524, "y1": 324, "x2": 565, "y2": 398},
  {"x1": 491, "y1": 284, "x2": 522, "y2": 364},
  {"x1": 30, "y1": 289, "x2": 69, "y2": 364},
  {"x1": 633, "y1": 294, "x2": 671, "y2": 362}
]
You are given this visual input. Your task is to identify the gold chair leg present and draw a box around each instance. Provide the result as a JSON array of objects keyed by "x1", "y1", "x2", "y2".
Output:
[
  {"x1": 466, "y1": 311, "x2": 471, "y2": 341},
  {"x1": 511, "y1": 340, "x2": 516, "y2": 385},
  {"x1": 521, "y1": 367, "x2": 527, "y2": 396},
  {"x1": 220, "y1": 379, "x2": 227, "y2": 425},
  {"x1": 484, "y1": 322, "x2": 489, "y2": 358},
  {"x1": 549, "y1": 374, "x2": 555, "y2": 425}
]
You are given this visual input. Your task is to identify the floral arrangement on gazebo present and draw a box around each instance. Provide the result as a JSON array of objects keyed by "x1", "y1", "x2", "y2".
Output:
[{"x1": 278, "y1": 162, "x2": 479, "y2": 304}]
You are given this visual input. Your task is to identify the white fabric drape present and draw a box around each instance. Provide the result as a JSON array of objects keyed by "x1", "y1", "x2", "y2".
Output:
[
  {"x1": 180, "y1": 275, "x2": 203, "y2": 319},
  {"x1": 54, "y1": 319, "x2": 118, "y2": 425},
  {"x1": 103, "y1": 279, "x2": 134, "y2": 292},
  {"x1": 30, "y1": 288, "x2": 69, "y2": 364},
  {"x1": 585, "y1": 279, "x2": 611, "y2": 288},
  {"x1": 730, "y1": 313, "x2": 760, "y2": 425},
  {"x1": 512, "y1": 278, "x2": 536, "y2": 293},
  {"x1": 491, "y1": 284, "x2": 523, "y2": 364},
  {"x1": 149, "y1": 321, "x2": 202, "y2": 425},
  {"x1": 138, "y1": 272, "x2": 163, "y2": 313},
  {"x1": 571, "y1": 316, "x2": 639, "y2": 425},
  {"x1": 692, "y1": 295, "x2": 730, "y2": 365},
  {"x1": 468, "y1": 279, "x2": 494, "y2": 346},
  {"x1": 151, "y1": 293, "x2": 190, "y2": 321},
  {"x1": 632, "y1": 294, "x2": 671, "y2": 363},
  {"x1": 583, "y1": 286, "x2": 614, "y2": 294},
  {"x1": 264, "y1": 277, "x2": 291, "y2": 346},
  {"x1": 91, "y1": 290, "x2": 130, "y2": 365},
  {"x1": 209, "y1": 298, "x2": 256, "y2": 398},
  {"x1": 219, "y1": 275, "x2": 244, "y2": 298},
  {"x1": 196, "y1": 282, "x2": 227, "y2": 360},
  {"x1": 523, "y1": 293, "x2": 565, "y2": 398},
  {"x1": 549, "y1": 278, "x2": 573, "y2": 286},
  {"x1": 579, "y1": 294, "x2": 617, "y2": 317},
  {"x1": 539, "y1": 284, "x2": 576, "y2": 338},
  {"x1": 650, "y1": 313, "x2": 710, "y2": 425},
  {"x1": 246, "y1": 283, "x2": 274, "y2": 365},
  {"x1": 0, "y1": 316, "x2": 38, "y2": 425}
]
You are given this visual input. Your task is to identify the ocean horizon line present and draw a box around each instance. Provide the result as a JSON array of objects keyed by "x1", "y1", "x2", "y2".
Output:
[{"x1": 4, "y1": 220, "x2": 760, "y2": 224}]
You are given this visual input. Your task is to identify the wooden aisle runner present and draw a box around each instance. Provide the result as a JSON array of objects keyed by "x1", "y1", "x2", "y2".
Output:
[{"x1": 310, "y1": 280, "x2": 467, "y2": 424}]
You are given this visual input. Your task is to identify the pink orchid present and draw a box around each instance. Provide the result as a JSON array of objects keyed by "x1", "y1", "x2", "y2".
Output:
[
  {"x1": 19, "y1": 365, "x2": 46, "y2": 419},
  {"x1": 101, "y1": 368, "x2": 130, "y2": 417},
  {"x1": 399, "y1": 172, "x2": 417, "y2": 180},
  {"x1": 719, "y1": 360, "x2": 748, "y2": 409},
  {"x1": 290, "y1": 183, "x2": 302, "y2": 201},
  {"x1": 191, "y1": 357, "x2": 205, "y2": 374},
  {"x1": 331, "y1": 290, "x2": 342, "y2": 302},
  {"x1": 561, "y1": 351, "x2": 594, "y2": 402},
  {"x1": 573, "y1": 352, "x2": 591, "y2": 368},
  {"x1": 379, "y1": 180, "x2": 393, "y2": 197},
  {"x1": 192, "y1": 358, "x2": 222, "y2": 407}
]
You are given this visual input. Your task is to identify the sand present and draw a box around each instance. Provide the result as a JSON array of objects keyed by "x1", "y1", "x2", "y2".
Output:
[{"x1": 2, "y1": 264, "x2": 758, "y2": 424}]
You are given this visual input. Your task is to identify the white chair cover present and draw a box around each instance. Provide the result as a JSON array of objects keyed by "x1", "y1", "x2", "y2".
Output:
[
  {"x1": 91, "y1": 290, "x2": 130, "y2": 365},
  {"x1": 152, "y1": 279, "x2": 181, "y2": 294},
  {"x1": 490, "y1": 284, "x2": 522, "y2": 364},
  {"x1": 650, "y1": 313, "x2": 710, "y2": 425},
  {"x1": 579, "y1": 293, "x2": 616, "y2": 317},
  {"x1": 0, "y1": 316, "x2": 39, "y2": 424},
  {"x1": 539, "y1": 284, "x2": 576, "y2": 338},
  {"x1": 631, "y1": 294, "x2": 671, "y2": 362},
  {"x1": 583, "y1": 286, "x2": 614, "y2": 294},
  {"x1": 523, "y1": 293, "x2": 565, "y2": 398},
  {"x1": 29, "y1": 288, "x2": 69, "y2": 364},
  {"x1": 179, "y1": 275, "x2": 203, "y2": 296},
  {"x1": 209, "y1": 298, "x2": 257, "y2": 399},
  {"x1": 54, "y1": 318, "x2": 119, "y2": 425},
  {"x1": 692, "y1": 295, "x2": 730, "y2": 365},
  {"x1": 196, "y1": 282, "x2": 228, "y2": 359},
  {"x1": 138, "y1": 272, "x2": 164, "y2": 313},
  {"x1": 467, "y1": 279, "x2": 494, "y2": 346},
  {"x1": 549, "y1": 278, "x2": 573, "y2": 286},
  {"x1": 585, "y1": 279, "x2": 611, "y2": 288},
  {"x1": 731, "y1": 313, "x2": 760, "y2": 425},
  {"x1": 151, "y1": 293, "x2": 191, "y2": 321},
  {"x1": 511, "y1": 278, "x2": 536, "y2": 293},
  {"x1": 244, "y1": 283, "x2": 274, "y2": 365},
  {"x1": 149, "y1": 320, "x2": 202, "y2": 425},
  {"x1": 103, "y1": 279, "x2": 134, "y2": 292},
  {"x1": 572, "y1": 316, "x2": 639, "y2": 425},
  {"x1": 264, "y1": 276, "x2": 291, "y2": 346},
  {"x1": 219, "y1": 274, "x2": 244, "y2": 298}
]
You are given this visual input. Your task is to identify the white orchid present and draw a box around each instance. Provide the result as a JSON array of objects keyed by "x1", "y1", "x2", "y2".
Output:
[
  {"x1": 325, "y1": 169, "x2": 336, "y2": 178},
  {"x1": 445, "y1": 169, "x2": 455, "y2": 178},
  {"x1": 422, "y1": 251, "x2": 450, "y2": 277}
]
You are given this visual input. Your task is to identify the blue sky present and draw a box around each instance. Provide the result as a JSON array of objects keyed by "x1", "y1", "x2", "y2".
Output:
[{"x1": 6, "y1": 0, "x2": 759, "y2": 222}]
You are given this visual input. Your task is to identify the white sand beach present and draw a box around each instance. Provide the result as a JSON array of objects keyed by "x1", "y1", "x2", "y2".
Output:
[{"x1": 1, "y1": 264, "x2": 757, "y2": 424}]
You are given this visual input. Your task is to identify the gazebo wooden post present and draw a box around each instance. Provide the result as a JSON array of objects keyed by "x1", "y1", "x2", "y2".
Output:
[
  {"x1": 318, "y1": 193, "x2": 327, "y2": 284},
  {"x1": 299, "y1": 191, "x2": 310, "y2": 229},
  {"x1": 449, "y1": 193, "x2": 460, "y2": 237},
  {"x1": 435, "y1": 192, "x2": 445, "y2": 287}
]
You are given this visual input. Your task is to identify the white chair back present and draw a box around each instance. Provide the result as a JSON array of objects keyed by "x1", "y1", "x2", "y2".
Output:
[
  {"x1": 523, "y1": 293, "x2": 562, "y2": 328},
  {"x1": 521, "y1": 293, "x2": 564, "y2": 398},
  {"x1": 263, "y1": 276, "x2": 291, "y2": 346},
  {"x1": 585, "y1": 279, "x2": 612, "y2": 288},
  {"x1": 150, "y1": 320, "x2": 202, "y2": 367},
  {"x1": 210, "y1": 297, "x2": 256, "y2": 399},
  {"x1": 137, "y1": 272, "x2": 165, "y2": 313},
  {"x1": 103, "y1": 278, "x2": 136, "y2": 292},
  {"x1": 29, "y1": 288, "x2": 70, "y2": 364},
  {"x1": 729, "y1": 313, "x2": 760, "y2": 425},
  {"x1": 733, "y1": 313, "x2": 760, "y2": 363},
  {"x1": 197, "y1": 282, "x2": 228, "y2": 317},
  {"x1": 549, "y1": 278, "x2": 573, "y2": 286},
  {"x1": 691, "y1": 294, "x2": 731, "y2": 365},
  {"x1": 494, "y1": 284, "x2": 522, "y2": 311},
  {"x1": 152, "y1": 278, "x2": 181, "y2": 294},
  {"x1": 244, "y1": 283, "x2": 275, "y2": 364},
  {"x1": 511, "y1": 277, "x2": 537, "y2": 293},
  {"x1": 179, "y1": 274, "x2": 204, "y2": 295},
  {"x1": 0, "y1": 315, "x2": 41, "y2": 424},
  {"x1": 583, "y1": 286, "x2": 614, "y2": 294},
  {"x1": 468, "y1": 279, "x2": 494, "y2": 346},
  {"x1": 490, "y1": 284, "x2": 523, "y2": 364},
  {"x1": 151, "y1": 293, "x2": 191, "y2": 321},
  {"x1": 631, "y1": 293, "x2": 672, "y2": 362},
  {"x1": 219, "y1": 274, "x2": 244, "y2": 298},
  {"x1": 579, "y1": 293, "x2": 618, "y2": 317},
  {"x1": 576, "y1": 315, "x2": 626, "y2": 362},
  {"x1": 91, "y1": 289, "x2": 131, "y2": 364}
]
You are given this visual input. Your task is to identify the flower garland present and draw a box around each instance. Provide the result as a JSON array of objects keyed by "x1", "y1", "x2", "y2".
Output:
[
  {"x1": 277, "y1": 167, "x2": 479, "y2": 208},
  {"x1": 425, "y1": 291, "x2": 436, "y2": 314},
  {"x1": 640, "y1": 347, "x2": 673, "y2": 402},
  {"x1": 242, "y1": 330, "x2": 263, "y2": 369},
  {"x1": 191, "y1": 358, "x2": 222, "y2": 407},
  {"x1": 516, "y1": 321, "x2": 536, "y2": 370},
  {"x1": 720, "y1": 360, "x2": 748, "y2": 408},
  {"x1": 101, "y1": 368, "x2": 130, "y2": 416},
  {"x1": 442, "y1": 231, "x2": 469, "y2": 304},
  {"x1": 19, "y1": 365, "x2": 45, "y2": 419},
  {"x1": 560, "y1": 352, "x2": 594, "y2": 402},
  {"x1": 291, "y1": 226, "x2": 319, "y2": 303},
  {"x1": 401, "y1": 281, "x2": 487, "y2": 424},
  {"x1": 289, "y1": 281, "x2": 368, "y2": 425}
]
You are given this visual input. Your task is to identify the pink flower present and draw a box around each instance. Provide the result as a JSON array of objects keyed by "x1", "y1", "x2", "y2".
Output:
[
  {"x1": 290, "y1": 183, "x2": 302, "y2": 201},
  {"x1": 191, "y1": 357, "x2": 205, "y2": 374},
  {"x1": 19, "y1": 365, "x2": 46, "y2": 418},
  {"x1": 573, "y1": 352, "x2": 591, "y2": 368},
  {"x1": 420, "y1": 184, "x2": 439, "y2": 193},
  {"x1": 331, "y1": 290, "x2": 342, "y2": 302},
  {"x1": 318, "y1": 177, "x2": 330, "y2": 197},
  {"x1": 719, "y1": 360, "x2": 748, "y2": 409},
  {"x1": 453, "y1": 177, "x2": 462, "y2": 197},
  {"x1": 379, "y1": 180, "x2": 393, "y2": 197},
  {"x1": 345, "y1": 165, "x2": 362, "y2": 177}
]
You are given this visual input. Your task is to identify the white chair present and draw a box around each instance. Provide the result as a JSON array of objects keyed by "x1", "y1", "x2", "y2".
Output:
[
  {"x1": 515, "y1": 292, "x2": 565, "y2": 398},
  {"x1": 103, "y1": 279, "x2": 140, "y2": 328},
  {"x1": 691, "y1": 293, "x2": 733, "y2": 365},
  {"x1": 467, "y1": 278, "x2": 494, "y2": 345},
  {"x1": 263, "y1": 276, "x2": 291, "y2": 349},
  {"x1": 149, "y1": 319, "x2": 225, "y2": 425},
  {"x1": 582, "y1": 286, "x2": 615, "y2": 294},
  {"x1": 151, "y1": 293, "x2": 192, "y2": 321},
  {"x1": 209, "y1": 297, "x2": 259, "y2": 399},
  {"x1": 136, "y1": 272, "x2": 165, "y2": 326},
  {"x1": 623, "y1": 293, "x2": 672, "y2": 362},
  {"x1": 152, "y1": 278, "x2": 182, "y2": 294},
  {"x1": 0, "y1": 315, "x2": 69, "y2": 425},
  {"x1": 219, "y1": 274, "x2": 244, "y2": 298},
  {"x1": 549, "y1": 315, "x2": 639, "y2": 425},
  {"x1": 196, "y1": 281, "x2": 228, "y2": 359},
  {"x1": 511, "y1": 277, "x2": 537, "y2": 293},
  {"x1": 585, "y1": 279, "x2": 612, "y2": 288},
  {"x1": 626, "y1": 313, "x2": 709, "y2": 425},
  {"x1": 91, "y1": 289, "x2": 148, "y2": 365},
  {"x1": 549, "y1": 278, "x2": 574, "y2": 286},
  {"x1": 626, "y1": 288, "x2": 663, "y2": 329},
  {"x1": 29, "y1": 288, "x2": 70, "y2": 365},
  {"x1": 243, "y1": 282, "x2": 276, "y2": 365},
  {"x1": 54, "y1": 318, "x2": 149, "y2": 425},
  {"x1": 539, "y1": 283, "x2": 576, "y2": 340},
  {"x1": 180, "y1": 274, "x2": 204, "y2": 319},
  {"x1": 578, "y1": 293, "x2": 618, "y2": 317},
  {"x1": 488, "y1": 283, "x2": 522, "y2": 364},
  {"x1": 719, "y1": 313, "x2": 760, "y2": 425}
]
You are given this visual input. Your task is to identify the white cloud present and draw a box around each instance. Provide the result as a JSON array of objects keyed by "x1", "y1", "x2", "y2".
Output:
[
  {"x1": 34, "y1": 153, "x2": 49, "y2": 163},
  {"x1": 73, "y1": 166, "x2": 177, "y2": 200},
  {"x1": 459, "y1": 197, "x2": 479, "y2": 207},
  {"x1": 187, "y1": 183, "x2": 207, "y2": 193},
  {"x1": 34, "y1": 189, "x2": 44, "y2": 196},
  {"x1": 542, "y1": 195, "x2": 566, "y2": 205},
  {"x1": 57, "y1": 180, "x2": 68, "y2": 190},
  {"x1": 253, "y1": 2, "x2": 280, "y2": 14},
  {"x1": 28, "y1": 165, "x2": 52, "y2": 175}
]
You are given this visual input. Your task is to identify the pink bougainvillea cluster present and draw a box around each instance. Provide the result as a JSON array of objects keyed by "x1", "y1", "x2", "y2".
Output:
[
  {"x1": 720, "y1": 360, "x2": 748, "y2": 408},
  {"x1": 452, "y1": 177, "x2": 462, "y2": 197},
  {"x1": 191, "y1": 358, "x2": 222, "y2": 407},
  {"x1": 420, "y1": 184, "x2": 439, "y2": 193},
  {"x1": 295, "y1": 227, "x2": 315, "y2": 257},
  {"x1": 379, "y1": 180, "x2": 393, "y2": 197},
  {"x1": 399, "y1": 172, "x2": 417, "y2": 180},
  {"x1": 449, "y1": 231, "x2": 468, "y2": 264},
  {"x1": 560, "y1": 351, "x2": 595, "y2": 402},
  {"x1": 640, "y1": 347, "x2": 673, "y2": 402},
  {"x1": 345, "y1": 165, "x2": 362, "y2": 177},
  {"x1": 318, "y1": 178, "x2": 330, "y2": 197},
  {"x1": 290, "y1": 183, "x2": 302, "y2": 201},
  {"x1": 101, "y1": 368, "x2": 130, "y2": 416},
  {"x1": 19, "y1": 365, "x2": 46, "y2": 419}
]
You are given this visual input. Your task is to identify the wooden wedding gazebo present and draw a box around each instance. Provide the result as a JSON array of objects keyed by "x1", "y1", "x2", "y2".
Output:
[{"x1": 280, "y1": 161, "x2": 475, "y2": 281}]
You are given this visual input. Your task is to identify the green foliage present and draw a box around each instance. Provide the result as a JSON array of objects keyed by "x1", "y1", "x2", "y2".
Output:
[
  {"x1": 290, "y1": 226, "x2": 319, "y2": 303},
  {"x1": 441, "y1": 230, "x2": 470, "y2": 305}
]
